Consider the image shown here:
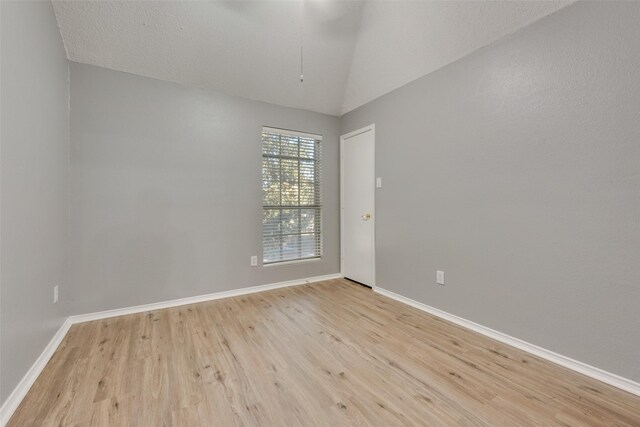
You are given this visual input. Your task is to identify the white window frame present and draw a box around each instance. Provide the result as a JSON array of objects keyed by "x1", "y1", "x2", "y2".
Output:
[{"x1": 262, "y1": 126, "x2": 323, "y2": 265}]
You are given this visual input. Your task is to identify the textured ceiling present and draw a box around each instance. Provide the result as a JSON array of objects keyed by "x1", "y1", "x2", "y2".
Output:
[
  {"x1": 53, "y1": 1, "x2": 364, "y2": 116},
  {"x1": 52, "y1": 1, "x2": 573, "y2": 116},
  {"x1": 342, "y1": 0, "x2": 574, "y2": 114}
]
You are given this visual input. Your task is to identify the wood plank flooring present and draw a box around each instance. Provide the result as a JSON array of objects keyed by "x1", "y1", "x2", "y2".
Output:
[{"x1": 8, "y1": 279, "x2": 640, "y2": 426}]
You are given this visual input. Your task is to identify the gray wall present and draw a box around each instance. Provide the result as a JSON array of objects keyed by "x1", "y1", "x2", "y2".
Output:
[
  {"x1": 341, "y1": 1, "x2": 640, "y2": 382},
  {"x1": 2, "y1": 0, "x2": 638, "y2": 406},
  {"x1": 1, "y1": 1, "x2": 70, "y2": 403},
  {"x1": 69, "y1": 63, "x2": 340, "y2": 314}
]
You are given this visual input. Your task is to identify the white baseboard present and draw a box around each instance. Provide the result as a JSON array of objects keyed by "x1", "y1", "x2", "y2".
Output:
[
  {"x1": 69, "y1": 273, "x2": 342, "y2": 324},
  {"x1": 0, "y1": 273, "x2": 341, "y2": 426},
  {"x1": 374, "y1": 287, "x2": 640, "y2": 397},
  {"x1": 0, "y1": 318, "x2": 73, "y2": 426}
]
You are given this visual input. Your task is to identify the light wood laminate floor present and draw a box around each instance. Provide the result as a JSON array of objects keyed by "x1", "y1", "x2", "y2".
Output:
[{"x1": 9, "y1": 279, "x2": 640, "y2": 426}]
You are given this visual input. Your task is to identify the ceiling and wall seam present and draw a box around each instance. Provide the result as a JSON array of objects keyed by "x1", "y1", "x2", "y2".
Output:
[
  {"x1": 339, "y1": 0, "x2": 577, "y2": 116},
  {"x1": 51, "y1": 1, "x2": 574, "y2": 117}
]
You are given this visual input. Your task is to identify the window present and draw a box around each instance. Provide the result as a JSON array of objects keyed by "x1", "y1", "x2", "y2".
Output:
[{"x1": 262, "y1": 127, "x2": 322, "y2": 264}]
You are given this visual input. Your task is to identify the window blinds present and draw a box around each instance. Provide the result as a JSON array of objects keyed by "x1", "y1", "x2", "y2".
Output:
[{"x1": 262, "y1": 127, "x2": 322, "y2": 264}]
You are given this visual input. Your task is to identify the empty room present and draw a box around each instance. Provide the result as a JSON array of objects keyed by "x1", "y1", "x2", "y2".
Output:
[{"x1": 1, "y1": 0, "x2": 639, "y2": 425}]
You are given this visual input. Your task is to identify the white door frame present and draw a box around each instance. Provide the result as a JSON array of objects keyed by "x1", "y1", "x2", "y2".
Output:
[{"x1": 340, "y1": 124, "x2": 376, "y2": 289}]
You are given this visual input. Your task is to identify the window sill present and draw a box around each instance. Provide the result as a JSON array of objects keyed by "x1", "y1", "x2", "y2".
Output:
[{"x1": 263, "y1": 257, "x2": 322, "y2": 268}]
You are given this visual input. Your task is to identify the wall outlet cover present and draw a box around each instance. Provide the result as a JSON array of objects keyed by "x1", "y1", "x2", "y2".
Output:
[{"x1": 436, "y1": 271, "x2": 445, "y2": 285}]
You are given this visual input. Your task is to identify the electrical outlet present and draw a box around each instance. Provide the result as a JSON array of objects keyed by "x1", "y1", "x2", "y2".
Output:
[
  {"x1": 250, "y1": 255, "x2": 258, "y2": 267},
  {"x1": 53, "y1": 285, "x2": 59, "y2": 303},
  {"x1": 436, "y1": 271, "x2": 445, "y2": 286}
]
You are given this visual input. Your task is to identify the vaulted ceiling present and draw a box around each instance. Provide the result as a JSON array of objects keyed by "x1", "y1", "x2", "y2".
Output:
[{"x1": 52, "y1": 1, "x2": 573, "y2": 116}]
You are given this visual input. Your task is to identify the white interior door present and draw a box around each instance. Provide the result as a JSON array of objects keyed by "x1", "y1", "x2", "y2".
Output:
[{"x1": 341, "y1": 125, "x2": 375, "y2": 287}]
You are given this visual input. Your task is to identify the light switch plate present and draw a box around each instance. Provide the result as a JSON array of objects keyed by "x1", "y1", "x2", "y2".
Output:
[
  {"x1": 436, "y1": 270, "x2": 445, "y2": 285},
  {"x1": 250, "y1": 256, "x2": 258, "y2": 267},
  {"x1": 376, "y1": 177, "x2": 382, "y2": 188}
]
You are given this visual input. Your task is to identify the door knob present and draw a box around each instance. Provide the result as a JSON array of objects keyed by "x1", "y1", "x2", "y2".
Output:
[{"x1": 361, "y1": 213, "x2": 371, "y2": 221}]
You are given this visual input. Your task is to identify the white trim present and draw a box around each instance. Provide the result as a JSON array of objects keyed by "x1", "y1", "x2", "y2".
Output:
[
  {"x1": 340, "y1": 124, "x2": 376, "y2": 288},
  {"x1": 0, "y1": 318, "x2": 73, "y2": 426},
  {"x1": 0, "y1": 273, "x2": 341, "y2": 425},
  {"x1": 340, "y1": 124, "x2": 374, "y2": 141},
  {"x1": 374, "y1": 287, "x2": 640, "y2": 397},
  {"x1": 262, "y1": 126, "x2": 322, "y2": 141},
  {"x1": 69, "y1": 273, "x2": 341, "y2": 324},
  {"x1": 263, "y1": 257, "x2": 322, "y2": 268}
]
